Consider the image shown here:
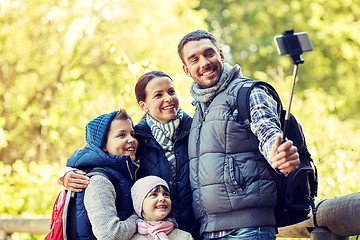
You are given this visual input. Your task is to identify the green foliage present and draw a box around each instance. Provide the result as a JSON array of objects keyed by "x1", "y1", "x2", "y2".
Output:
[
  {"x1": 1, "y1": 0, "x2": 360, "y2": 239},
  {"x1": 0, "y1": 161, "x2": 60, "y2": 215},
  {"x1": 197, "y1": 0, "x2": 360, "y2": 198},
  {"x1": 198, "y1": 0, "x2": 360, "y2": 120},
  {"x1": 0, "y1": 0, "x2": 205, "y2": 238},
  {"x1": 0, "y1": 0, "x2": 206, "y2": 166},
  {"x1": 281, "y1": 87, "x2": 360, "y2": 199},
  {"x1": 0, "y1": 160, "x2": 60, "y2": 239}
]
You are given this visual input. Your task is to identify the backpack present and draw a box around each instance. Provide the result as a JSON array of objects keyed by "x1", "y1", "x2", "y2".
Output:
[
  {"x1": 236, "y1": 79, "x2": 318, "y2": 227},
  {"x1": 45, "y1": 168, "x2": 120, "y2": 240}
]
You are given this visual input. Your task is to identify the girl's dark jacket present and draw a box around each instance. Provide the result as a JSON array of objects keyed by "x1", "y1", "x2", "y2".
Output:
[
  {"x1": 134, "y1": 112, "x2": 200, "y2": 239},
  {"x1": 67, "y1": 144, "x2": 135, "y2": 239}
]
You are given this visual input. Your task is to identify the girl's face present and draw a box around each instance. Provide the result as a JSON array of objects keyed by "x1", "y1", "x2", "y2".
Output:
[
  {"x1": 102, "y1": 119, "x2": 138, "y2": 162},
  {"x1": 139, "y1": 76, "x2": 179, "y2": 124},
  {"x1": 142, "y1": 186, "x2": 171, "y2": 221}
]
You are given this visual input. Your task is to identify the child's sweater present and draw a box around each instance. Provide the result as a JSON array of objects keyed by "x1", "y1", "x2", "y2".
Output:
[{"x1": 84, "y1": 175, "x2": 138, "y2": 239}]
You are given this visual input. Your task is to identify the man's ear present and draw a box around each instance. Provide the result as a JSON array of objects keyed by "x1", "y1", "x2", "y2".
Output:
[
  {"x1": 139, "y1": 101, "x2": 148, "y2": 113},
  {"x1": 182, "y1": 65, "x2": 191, "y2": 77},
  {"x1": 219, "y1": 49, "x2": 225, "y2": 63}
]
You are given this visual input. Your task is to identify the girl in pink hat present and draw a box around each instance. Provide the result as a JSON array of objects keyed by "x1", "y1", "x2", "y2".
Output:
[{"x1": 130, "y1": 176, "x2": 193, "y2": 240}]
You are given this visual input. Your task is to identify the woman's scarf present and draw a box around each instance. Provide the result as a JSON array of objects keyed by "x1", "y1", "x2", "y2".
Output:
[
  {"x1": 137, "y1": 221, "x2": 174, "y2": 240},
  {"x1": 146, "y1": 109, "x2": 183, "y2": 179},
  {"x1": 190, "y1": 63, "x2": 243, "y2": 104}
]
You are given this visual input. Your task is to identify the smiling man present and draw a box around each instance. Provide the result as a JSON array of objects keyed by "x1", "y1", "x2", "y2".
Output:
[
  {"x1": 177, "y1": 30, "x2": 300, "y2": 240},
  {"x1": 181, "y1": 38, "x2": 225, "y2": 89}
]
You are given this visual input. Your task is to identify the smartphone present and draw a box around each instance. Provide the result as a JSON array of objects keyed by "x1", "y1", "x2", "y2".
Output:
[{"x1": 274, "y1": 32, "x2": 313, "y2": 55}]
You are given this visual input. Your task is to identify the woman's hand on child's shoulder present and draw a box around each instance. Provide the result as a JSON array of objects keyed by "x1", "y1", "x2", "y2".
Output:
[{"x1": 64, "y1": 170, "x2": 90, "y2": 192}]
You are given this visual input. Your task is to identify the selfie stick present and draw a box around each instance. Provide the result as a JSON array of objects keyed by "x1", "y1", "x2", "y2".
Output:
[
  {"x1": 280, "y1": 30, "x2": 304, "y2": 142},
  {"x1": 282, "y1": 64, "x2": 299, "y2": 142}
]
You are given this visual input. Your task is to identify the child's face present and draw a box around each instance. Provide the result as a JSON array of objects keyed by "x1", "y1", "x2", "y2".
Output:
[
  {"x1": 102, "y1": 119, "x2": 138, "y2": 161},
  {"x1": 142, "y1": 185, "x2": 171, "y2": 221}
]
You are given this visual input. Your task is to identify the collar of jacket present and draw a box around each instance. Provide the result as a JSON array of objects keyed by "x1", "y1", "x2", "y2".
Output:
[{"x1": 134, "y1": 112, "x2": 191, "y2": 141}]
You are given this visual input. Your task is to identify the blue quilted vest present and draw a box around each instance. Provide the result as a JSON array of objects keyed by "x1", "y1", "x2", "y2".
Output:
[{"x1": 66, "y1": 144, "x2": 135, "y2": 239}]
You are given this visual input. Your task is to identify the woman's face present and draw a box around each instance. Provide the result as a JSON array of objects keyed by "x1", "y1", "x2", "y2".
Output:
[{"x1": 139, "y1": 76, "x2": 179, "y2": 124}]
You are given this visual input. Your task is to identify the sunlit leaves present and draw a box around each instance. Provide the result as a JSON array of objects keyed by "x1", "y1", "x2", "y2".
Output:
[
  {"x1": 1, "y1": 2, "x2": 360, "y2": 240},
  {"x1": 0, "y1": 3, "x2": 206, "y2": 238},
  {"x1": 0, "y1": 0, "x2": 206, "y2": 165},
  {"x1": 0, "y1": 160, "x2": 61, "y2": 215}
]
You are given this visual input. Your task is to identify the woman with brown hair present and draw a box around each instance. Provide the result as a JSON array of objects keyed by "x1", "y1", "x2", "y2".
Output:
[{"x1": 61, "y1": 71, "x2": 199, "y2": 239}]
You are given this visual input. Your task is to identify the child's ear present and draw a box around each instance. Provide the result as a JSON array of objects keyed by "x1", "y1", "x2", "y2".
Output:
[
  {"x1": 102, "y1": 146, "x2": 108, "y2": 153},
  {"x1": 139, "y1": 101, "x2": 149, "y2": 113}
]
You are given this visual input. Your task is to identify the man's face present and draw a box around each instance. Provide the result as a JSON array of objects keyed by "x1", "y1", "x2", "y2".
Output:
[{"x1": 181, "y1": 38, "x2": 225, "y2": 89}]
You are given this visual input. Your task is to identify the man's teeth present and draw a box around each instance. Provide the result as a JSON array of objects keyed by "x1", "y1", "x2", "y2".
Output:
[
  {"x1": 202, "y1": 69, "x2": 214, "y2": 76},
  {"x1": 163, "y1": 106, "x2": 174, "y2": 110},
  {"x1": 126, "y1": 148, "x2": 134, "y2": 151}
]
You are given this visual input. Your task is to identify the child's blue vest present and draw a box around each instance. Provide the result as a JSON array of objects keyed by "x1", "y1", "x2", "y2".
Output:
[{"x1": 66, "y1": 144, "x2": 135, "y2": 239}]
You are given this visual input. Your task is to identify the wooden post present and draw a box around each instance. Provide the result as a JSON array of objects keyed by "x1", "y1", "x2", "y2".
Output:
[
  {"x1": 314, "y1": 193, "x2": 360, "y2": 237},
  {"x1": 278, "y1": 192, "x2": 360, "y2": 238},
  {"x1": 0, "y1": 231, "x2": 9, "y2": 240},
  {"x1": 310, "y1": 227, "x2": 349, "y2": 240}
]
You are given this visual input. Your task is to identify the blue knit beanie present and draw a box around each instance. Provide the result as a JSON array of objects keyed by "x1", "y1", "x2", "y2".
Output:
[{"x1": 85, "y1": 110, "x2": 119, "y2": 148}]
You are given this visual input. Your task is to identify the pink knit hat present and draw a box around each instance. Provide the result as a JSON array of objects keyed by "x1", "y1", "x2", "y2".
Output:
[{"x1": 131, "y1": 176, "x2": 169, "y2": 217}]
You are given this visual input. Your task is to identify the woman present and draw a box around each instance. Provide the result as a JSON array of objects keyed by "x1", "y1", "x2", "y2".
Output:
[
  {"x1": 133, "y1": 71, "x2": 198, "y2": 239},
  {"x1": 60, "y1": 71, "x2": 199, "y2": 239}
]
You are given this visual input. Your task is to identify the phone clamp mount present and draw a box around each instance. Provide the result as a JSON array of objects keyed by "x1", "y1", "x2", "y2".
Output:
[{"x1": 281, "y1": 30, "x2": 305, "y2": 65}]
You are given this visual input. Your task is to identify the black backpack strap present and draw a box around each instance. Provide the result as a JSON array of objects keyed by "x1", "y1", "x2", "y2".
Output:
[
  {"x1": 236, "y1": 80, "x2": 258, "y2": 150},
  {"x1": 236, "y1": 79, "x2": 283, "y2": 150},
  {"x1": 236, "y1": 80, "x2": 255, "y2": 129},
  {"x1": 236, "y1": 80, "x2": 282, "y2": 122},
  {"x1": 67, "y1": 191, "x2": 77, "y2": 240}
]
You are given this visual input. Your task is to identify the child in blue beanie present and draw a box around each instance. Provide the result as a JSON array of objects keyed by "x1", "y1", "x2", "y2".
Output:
[{"x1": 66, "y1": 109, "x2": 139, "y2": 240}]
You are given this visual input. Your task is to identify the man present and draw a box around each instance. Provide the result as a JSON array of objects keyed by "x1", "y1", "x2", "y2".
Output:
[{"x1": 177, "y1": 30, "x2": 300, "y2": 240}]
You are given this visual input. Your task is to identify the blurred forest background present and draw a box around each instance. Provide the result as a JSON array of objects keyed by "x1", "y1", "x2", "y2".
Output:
[{"x1": 1, "y1": 0, "x2": 359, "y2": 239}]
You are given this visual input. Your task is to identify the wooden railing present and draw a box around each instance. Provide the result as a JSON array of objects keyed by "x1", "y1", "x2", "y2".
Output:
[
  {"x1": 278, "y1": 192, "x2": 360, "y2": 240},
  {"x1": 1, "y1": 193, "x2": 359, "y2": 240},
  {"x1": 0, "y1": 215, "x2": 50, "y2": 239}
]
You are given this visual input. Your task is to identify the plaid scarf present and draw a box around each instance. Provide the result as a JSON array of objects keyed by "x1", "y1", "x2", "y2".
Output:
[{"x1": 146, "y1": 109, "x2": 183, "y2": 179}]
